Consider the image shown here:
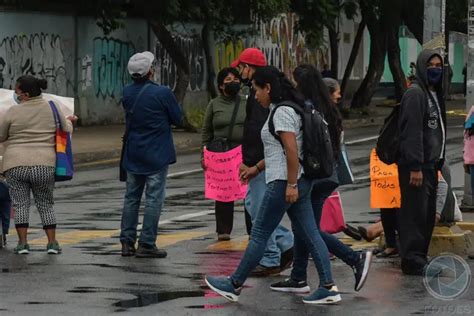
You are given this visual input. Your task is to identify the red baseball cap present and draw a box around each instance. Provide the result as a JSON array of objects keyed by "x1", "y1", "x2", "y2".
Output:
[{"x1": 231, "y1": 48, "x2": 267, "y2": 68}]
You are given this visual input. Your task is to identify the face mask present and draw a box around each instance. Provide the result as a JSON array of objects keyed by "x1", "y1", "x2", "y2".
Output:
[
  {"x1": 224, "y1": 82, "x2": 240, "y2": 96},
  {"x1": 427, "y1": 67, "x2": 443, "y2": 85},
  {"x1": 13, "y1": 93, "x2": 21, "y2": 104}
]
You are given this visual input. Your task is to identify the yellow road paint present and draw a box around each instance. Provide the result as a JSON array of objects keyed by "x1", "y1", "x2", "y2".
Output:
[
  {"x1": 206, "y1": 235, "x2": 249, "y2": 251},
  {"x1": 338, "y1": 237, "x2": 379, "y2": 250},
  {"x1": 109, "y1": 231, "x2": 211, "y2": 249},
  {"x1": 206, "y1": 235, "x2": 378, "y2": 252},
  {"x1": 446, "y1": 110, "x2": 467, "y2": 117},
  {"x1": 28, "y1": 229, "x2": 210, "y2": 250},
  {"x1": 157, "y1": 231, "x2": 209, "y2": 247},
  {"x1": 29, "y1": 230, "x2": 116, "y2": 246}
]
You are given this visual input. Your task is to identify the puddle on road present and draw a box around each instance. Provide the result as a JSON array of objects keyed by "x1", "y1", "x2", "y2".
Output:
[
  {"x1": 112, "y1": 290, "x2": 205, "y2": 309},
  {"x1": 186, "y1": 304, "x2": 224, "y2": 310}
]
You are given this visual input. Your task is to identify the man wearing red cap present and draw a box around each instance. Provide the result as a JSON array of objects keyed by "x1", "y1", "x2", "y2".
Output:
[{"x1": 233, "y1": 48, "x2": 294, "y2": 276}]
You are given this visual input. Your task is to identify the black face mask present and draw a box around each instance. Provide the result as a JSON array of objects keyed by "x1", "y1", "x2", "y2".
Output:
[
  {"x1": 238, "y1": 70, "x2": 251, "y2": 87},
  {"x1": 224, "y1": 82, "x2": 241, "y2": 96}
]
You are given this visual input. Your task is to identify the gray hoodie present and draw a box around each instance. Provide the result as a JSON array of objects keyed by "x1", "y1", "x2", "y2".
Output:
[{"x1": 398, "y1": 49, "x2": 447, "y2": 170}]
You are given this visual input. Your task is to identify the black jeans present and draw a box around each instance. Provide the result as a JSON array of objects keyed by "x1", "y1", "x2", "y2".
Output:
[
  {"x1": 380, "y1": 208, "x2": 399, "y2": 249},
  {"x1": 398, "y1": 167, "x2": 438, "y2": 272},
  {"x1": 215, "y1": 201, "x2": 234, "y2": 234}
]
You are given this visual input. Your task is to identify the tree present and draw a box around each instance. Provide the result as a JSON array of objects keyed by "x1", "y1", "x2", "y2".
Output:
[
  {"x1": 94, "y1": 0, "x2": 289, "y2": 128},
  {"x1": 292, "y1": 0, "x2": 358, "y2": 79},
  {"x1": 384, "y1": 0, "x2": 406, "y2": 102},
  {"x1": 350, "y1": 0, "x2": 386, "y2": 108},
  {"x1": 340, "y1": 17, "x2": 365, "y2": 97}
]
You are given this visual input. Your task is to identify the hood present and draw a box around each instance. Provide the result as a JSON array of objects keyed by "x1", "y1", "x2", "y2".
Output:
[{"x1": 415, "y1": 49, "x2": 443, "y2": 91}]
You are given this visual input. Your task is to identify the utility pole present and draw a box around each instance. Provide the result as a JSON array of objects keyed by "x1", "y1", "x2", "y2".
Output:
[{"x1": 463, "y1": 1, "x2": 474, "y2": 210}]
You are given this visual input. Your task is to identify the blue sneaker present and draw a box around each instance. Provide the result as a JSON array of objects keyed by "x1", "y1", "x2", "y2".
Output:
[
  {"x1": 204, "y1": 276, "x2": 241, "y2": 302},
  {"x1": 302, "y1": 287, "x2": 341, "y2": 305}
]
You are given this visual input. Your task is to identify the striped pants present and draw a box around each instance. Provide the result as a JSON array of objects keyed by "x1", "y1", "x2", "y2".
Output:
[{"x1": 5, "y1": 166, "x2": 56, "y2": 229}]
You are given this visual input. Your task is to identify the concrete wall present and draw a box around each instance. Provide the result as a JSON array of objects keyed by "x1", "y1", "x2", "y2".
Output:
[
  {"x1": 0, "y1": 11, "x2": 468, "y2": 125},
  {"x1": 76, "y1": 17, "x2": 148, "y2": 125},
  {"x1": 0, "y1": 12, "x2": 75, "y2": 97}
]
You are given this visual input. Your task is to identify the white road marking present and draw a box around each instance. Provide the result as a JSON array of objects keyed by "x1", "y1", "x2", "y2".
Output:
[
  {"x1": 159, "y1": 209, "x2": 215, "y2": 226},
  {"x1": 134, "y1": 209, "x2": 215, "y2": 231},
  {"x1": 167, "y1": 168, "x2": 202, "y2": 178},
  {"x1": 345, "y1": 136, "x2": 378, "y2": 145}
]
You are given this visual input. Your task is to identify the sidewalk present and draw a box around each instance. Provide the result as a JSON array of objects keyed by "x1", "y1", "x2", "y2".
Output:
[
  {"x1": 72, "y1": 98, "x2": 468, "y2": 165},
  {"x1": 73, "y1": 126, "x2": 201, "y2": 165}
]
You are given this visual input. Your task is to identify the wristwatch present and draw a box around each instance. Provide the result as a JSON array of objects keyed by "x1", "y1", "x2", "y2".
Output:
[{"x1": 287, "y1": 183, "x2": 298, "y2": 189}]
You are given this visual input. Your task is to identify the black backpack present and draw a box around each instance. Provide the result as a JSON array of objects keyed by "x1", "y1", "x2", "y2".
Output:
[
  {"x1": 375, "y1": 105, "x2": 400, "y2": 165},
  {"x1": 268, "y1": 101, "x2": 334, "y2": 179}
]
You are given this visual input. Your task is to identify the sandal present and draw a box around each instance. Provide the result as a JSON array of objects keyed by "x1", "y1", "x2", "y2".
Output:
[
  {"x1": 342, "y1": 224, "x2": 362, "y2": 241},
  {"x1": 357, "y1": 226, "x2": 375, "y2": 242},
  {"x1": 376, "y1": 248, "x2": 399, "y2": 258}
]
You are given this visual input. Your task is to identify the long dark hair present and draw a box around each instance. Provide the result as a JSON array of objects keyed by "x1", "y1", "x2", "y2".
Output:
[
  {"x1": 293, "y1": 64, "x2": 343, "y2": 156},
  {"x1": 252, "y1": 66, "x2": 305, "y2": 107}
]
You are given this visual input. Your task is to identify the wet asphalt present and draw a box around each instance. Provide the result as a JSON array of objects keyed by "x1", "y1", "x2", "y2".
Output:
[{"x1": 0, "y1": 117, "x2": 473, "y2": 315}]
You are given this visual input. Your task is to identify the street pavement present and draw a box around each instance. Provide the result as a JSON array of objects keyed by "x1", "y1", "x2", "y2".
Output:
[{"x1": 0, "y1": 116, "x2": 473, "y2": 315}]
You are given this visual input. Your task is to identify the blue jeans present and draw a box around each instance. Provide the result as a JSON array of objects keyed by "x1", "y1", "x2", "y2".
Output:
[
  {"x1": 232, "y1": 177, "x2": 333, "y2": 287},
  {"x1": 291, "y1": 171, "x2": 359, "y2": 282},
  {"x1": 120, "y1": 166, "x2": 168, "y2": 247},
  {"x1": 0, "y1": 181, "x2": 11, "y2": 234},
  {"x1": 245, "y1": 171, "x2": 294, "y2": 267}
]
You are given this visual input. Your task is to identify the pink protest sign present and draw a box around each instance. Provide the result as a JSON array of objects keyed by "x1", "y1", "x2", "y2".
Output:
[{"x1": 204, "y1": 145, "x2": 247, "y2": 202}]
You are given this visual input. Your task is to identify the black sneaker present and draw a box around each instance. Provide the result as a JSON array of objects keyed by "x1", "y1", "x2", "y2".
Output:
[
  {"x1": 270, "y1": 278, "x2": 310, "y2": 293},
  {"x1": 121, "y1": 242, "x2": 136, "y2": 257},
  {"x1": 353, "y1": 250, "x2": 373, "y2": 291},
  {"x1": 135, "y1": 244, "x2": 167, "y2": 258},
  {"x1": 280, "y1": 247, "x2": 293, "y2": 271}
]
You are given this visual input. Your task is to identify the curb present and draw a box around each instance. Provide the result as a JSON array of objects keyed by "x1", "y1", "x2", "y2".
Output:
[
  {"x1": 74, "y1": 145, "x2": 201, "y2": 167},
  {"x1": 343, "y1": 116, "x2": 386, "y2": 129},
  {"x1": 73, "y1": 111, "x2": 464, "y2": 167}
]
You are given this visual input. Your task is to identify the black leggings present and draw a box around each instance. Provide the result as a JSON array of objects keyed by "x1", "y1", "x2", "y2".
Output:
[{"x1": 380, "y1": 208, "x2": 398, "y2": 249}]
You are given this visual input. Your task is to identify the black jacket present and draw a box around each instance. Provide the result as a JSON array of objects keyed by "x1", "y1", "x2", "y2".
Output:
[
  {"x1": 398, "y1": 49, "x2": 446, "y2": 171},
  {"x1": 242, "y1": 86, "x2": 269, "y2": 166}
]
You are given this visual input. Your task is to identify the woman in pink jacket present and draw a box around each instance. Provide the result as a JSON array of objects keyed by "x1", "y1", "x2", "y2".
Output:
[{"x1": 464, "y1": 106, "x2": 474, "y2": 198}]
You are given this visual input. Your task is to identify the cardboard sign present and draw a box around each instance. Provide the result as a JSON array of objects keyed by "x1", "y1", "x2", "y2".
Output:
[
  {"x1": 370, "y1": 149, "x2": 401, "y2": 208},
  {"x1": 204, "y1": 145, "x2": 247, "y2": 202}
]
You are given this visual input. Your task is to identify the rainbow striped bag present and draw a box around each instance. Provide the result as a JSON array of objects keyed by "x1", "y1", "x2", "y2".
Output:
[{"x1": 49, "y1": 101, "x2": 74, "y2": 181}]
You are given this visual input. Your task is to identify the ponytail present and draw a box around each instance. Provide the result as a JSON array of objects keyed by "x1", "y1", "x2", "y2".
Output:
[
  {"x1": 293, "y1": 64, "x2": 343, "y2": 156},
  {"x1": 252, "y1": 66, "x2": 305, "y2": 107}
]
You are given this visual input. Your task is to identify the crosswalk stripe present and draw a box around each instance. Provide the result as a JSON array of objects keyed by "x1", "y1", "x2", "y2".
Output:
[{"x1": 206, "y1": 235, "x2": 379, "y2": 252}]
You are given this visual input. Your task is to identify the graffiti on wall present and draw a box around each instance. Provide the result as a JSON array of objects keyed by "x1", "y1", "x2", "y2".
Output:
[
  {"x1": 92, "y1": 37, "x2": 135, "y2": 100},
  {"x1": 155, "y1": 35, "x2": 206, "y2": 91},
  {"x1": 0, "y1": 33, "x2": 69, "y2": 95},
  {"x1": 80, "y1": 55, "x2": 93, "y2": 91},
  {"x1": 215, "y1": 13, "x2": 329, "y2": 76},
  {"x1": 214, "y1": 39, "x2": 245, "y2": 74}
]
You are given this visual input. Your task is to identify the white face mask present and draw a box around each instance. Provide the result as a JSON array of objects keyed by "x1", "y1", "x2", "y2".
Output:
[{"x1": 13, "y1": 93, "x2": 21, "y2": 104}]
